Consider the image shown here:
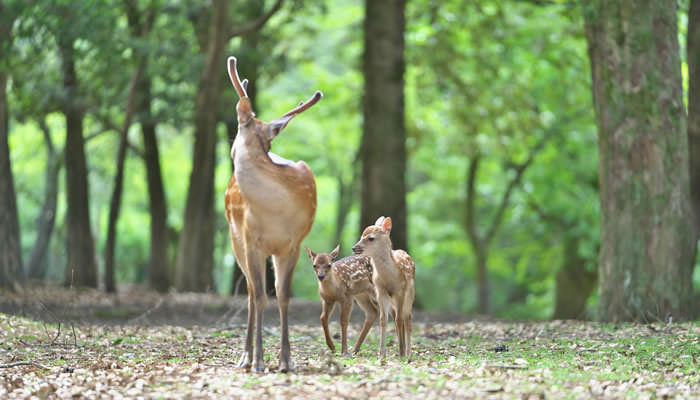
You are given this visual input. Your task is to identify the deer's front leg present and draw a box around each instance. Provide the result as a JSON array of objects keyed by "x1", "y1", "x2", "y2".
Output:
[
  {"x1": 247, "y1": 250, "x2": 267, "y2": 373},
  {"x1": 320, "y1": 299, "x2": 336, "y2": 353},
  {"x1": 273, "y1": 249, "x2": 299, "y2": 372},
  {"x1": 339, "y1": 299, "x2": 353, "y2": 355},
  {"x1": 238, "y1": 282, "x2": 255, "y2": 368}
]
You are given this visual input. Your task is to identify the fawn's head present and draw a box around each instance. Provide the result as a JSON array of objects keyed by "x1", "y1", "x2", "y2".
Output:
[
  {"x1": 305, "y1": 245, "x2": 340, "y2": 282},
  {"x1": 227, "y1": 56, "x2": 322, "y2": 157},
  {"x1": 352, "y1": 217, "x2": 393, "y2": 257}
]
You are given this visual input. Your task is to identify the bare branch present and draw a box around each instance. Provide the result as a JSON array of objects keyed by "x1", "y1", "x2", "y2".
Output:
[
  {"x1": 0, "y1": 361, "x2": 50, "y2": 370},
  {"x1": 229, "y1": 0, "x2": 285, "y2": 39}
]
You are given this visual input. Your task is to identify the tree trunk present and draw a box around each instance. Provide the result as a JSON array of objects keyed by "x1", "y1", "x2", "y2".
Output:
[
  {"x1": 584, "y1": 0, "x2": 694, "y2": 321},
  {"x1": 688, "y1": 0, "x2": 700, "y2": 260},
  {"x1": 141, "y1": 79, "x2": 170, "y2": 292},
  {"x1": 552, "y1": 237, "x2": 597, "y2": 319},
  {"x1": 175, "y1": 0, "x2": 229, "y2": 292},
  {"x1": 474, "y1": 247, "x2": 489, "y2": 315},
  {"x1": 360, "y1": 0, "x2": 407, "y2": 251},
  {"x1": 58, "y1": 37, "x2": 98, "y2": 288},
  {"x1": 0, "y1": 8, "x2": 24, "y2": 289},
  {"x1": 26, "y1": 119, "x2": 60, "y2": 280},
  {"x1": 104, "y1": 63, "x2": 144, "y2": 293}
]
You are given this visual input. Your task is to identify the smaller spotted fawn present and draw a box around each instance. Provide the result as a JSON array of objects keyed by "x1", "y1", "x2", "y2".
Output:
[{"x1": 305, "y1": 245, "x2": 378, "y2": 355}]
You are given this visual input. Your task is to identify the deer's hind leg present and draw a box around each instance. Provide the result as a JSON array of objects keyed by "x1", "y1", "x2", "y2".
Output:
[
  {"x1": 272, "y1": 247, "x2": 300, "y2": 372},
  {"x1": 352, "y1": 293, "x2": 377, "y2": 354}
]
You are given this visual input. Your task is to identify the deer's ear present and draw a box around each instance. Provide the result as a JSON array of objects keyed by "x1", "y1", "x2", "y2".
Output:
[
  {"x1": 305, "y1": 246, "x2": 316, "y2": 261},
  {"x1": 382, "y1": 217, "x2": 392, "y2": 234},
  {"x1": 374, "y1": 216, "x2": 385, "y2": 227},
  {"x1": 265, "y1": 116, "x2": 293, "y2": 141},
  {"x1": 329, "y1": 245, "x2": 340, "y2": 261}
]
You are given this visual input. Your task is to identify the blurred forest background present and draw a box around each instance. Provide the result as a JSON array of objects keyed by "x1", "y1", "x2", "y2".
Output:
[{"x1": 1, "y1": 0, "x2": 699, "y2": 321}]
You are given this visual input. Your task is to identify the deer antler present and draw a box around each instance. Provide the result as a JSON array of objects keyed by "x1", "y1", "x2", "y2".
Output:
[
  {"x1": 282, "y1": 91, "x2": 323, "y2": 118},
  {"x1": 227, "y1": 56, "x2": 248, "y2": 98}
]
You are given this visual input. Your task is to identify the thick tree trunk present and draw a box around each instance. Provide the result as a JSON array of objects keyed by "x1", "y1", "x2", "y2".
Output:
[
  {"x1": 553, "y1": 237, "x2": 597, "y2": 319},
  {"x1": 59, "y1": 38, "x2": 98, "y2": 288},
  {"x1": 688, "y1": 0, "x2": 700, "y2": 260},
  {"x1": 175, "y1": 0, "x2": 229, "y2": 292},
  {"x1": 585, "y1": 0, "x2": 694, "y2": 321},
  {"x1": 360, "y1": 0, "x2": 408, "y2": 251},
  {"x1": 26, "y1": 119, "x2": 59, "y2": 280},
  {"x1": 141, "y1": 80, "x2": 170, "y2": 292},
  {"x1": 0, "y1": 9, "x2": 24, "y2": 289}
]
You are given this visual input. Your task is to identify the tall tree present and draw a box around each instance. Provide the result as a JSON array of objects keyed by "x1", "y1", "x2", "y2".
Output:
[
  {"x1": 584, "y1": 0, "x2": 694, "y2": 321},
  {"x1": 124, "y1": 0, "x2": 170, "y2": 292},
  {"x1": 0, "y1": 3, "x2": 24, "y2": 290},
  {"x1": 57, "y1": 14, "x2": 98, "y2": 288},
  {"x1": 688, "y1": 0, "x2": 700, "y2": 262},
  {"x1": 360, "y1": 0, "x2": 407, "y2": 251},
  {"x1": 25, "y1": 119, "x2": 60, "y2": 280},
  {"x1": 175, "y1": 0, "x2": 283, "y2": 292}
]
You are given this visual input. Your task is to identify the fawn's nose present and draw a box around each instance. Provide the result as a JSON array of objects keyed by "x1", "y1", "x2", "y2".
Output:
[
  {"x1": 352, "y1": 245, "x2": 362, "y2": 254},
  {"x1": 317, "y1": 274, "x2": 325, "y2": 281}
]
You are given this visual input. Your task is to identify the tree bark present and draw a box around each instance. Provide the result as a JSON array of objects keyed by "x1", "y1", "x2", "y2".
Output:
[
  {"x1": 123, "y1": 0, "x2": 170, "y2": 292},
  {"x1": 360, "y1": 0, "x2": 408, "y2": 251},
  {"x1": 688, "y1": 0, "x2": 700, "y2": 263},
  {"x1": 141, "y1": 79, "x2": 170, "y2": 292},
  {"x1": 0, "y1": 6, "x2": 24, "y2": 290},
  {"x1": 58, "y1": 34, "x2": 98, "y2": 288},
  {"x1": 175, "y1": 0, "x2": 230, "y2": 292},
  {"x1": 552, "y1": 237, "x2": 597, "y2": 319},
  {"x1": 26, "y1": 119, "x2": 60, "y2": 280},
  {"x1": 104, "y1": 61, "x2": 145, "y2": 293},
  {"x1": 585, "y1": 0, "x2": 694, "y2": 321}
]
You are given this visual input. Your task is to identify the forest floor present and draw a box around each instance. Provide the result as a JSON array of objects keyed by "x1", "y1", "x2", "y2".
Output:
[{"x1": 0, "y1": 286, "x2": 698, "y2": 399}]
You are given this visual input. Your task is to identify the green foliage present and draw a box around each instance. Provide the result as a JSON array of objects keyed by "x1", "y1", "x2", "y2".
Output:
[{"x1": 5, "y1": 1, "x2": 695, "y2": 317}]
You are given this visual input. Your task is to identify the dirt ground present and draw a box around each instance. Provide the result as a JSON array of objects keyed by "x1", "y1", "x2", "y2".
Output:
[{"x1": 1, "y1": 286, "x2": 698, "y2": 399}]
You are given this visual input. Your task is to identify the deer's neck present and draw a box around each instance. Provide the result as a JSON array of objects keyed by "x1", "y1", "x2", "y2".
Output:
[
  {"x1": 369, "y1": 247, "x2": 400, "y2": 282},
  {"x1": 232, "y1": 133, "x2": 281, "y2": 202}
]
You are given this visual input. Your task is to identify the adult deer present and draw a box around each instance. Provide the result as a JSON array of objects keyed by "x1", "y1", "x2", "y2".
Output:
[{"x1": 224, "y1": 56, "x2": 321, "y2": 372}]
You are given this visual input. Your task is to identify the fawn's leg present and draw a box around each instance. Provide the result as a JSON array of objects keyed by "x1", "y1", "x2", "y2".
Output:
[
  {"x1": 405, "y1": 312, "x2": 413, "y2": 358},
  {"x1": 339, "y1": 299, "x2": 353, "y2": 355},
  {"x1": 273, "y1": 249, "x2": 299, "y2": 372},
  {"x1": 394, "y1": 301, "x2": 405, "y2": 357},
  {"x1": 352, "y1": 293, "x2": 377, "y2": 354},
  {"x1": 320, "y1": 299, "x2": 336, "y2": 352},
  {"x1": 377, "y1": 294, "x2": 391, "y2": 358}
]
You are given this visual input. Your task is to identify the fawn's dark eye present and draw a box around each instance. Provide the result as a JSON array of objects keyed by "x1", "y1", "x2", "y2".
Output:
[
  {"x1": 368, "y1": 236, "x2": 374, "y2": 241},
  {"x1": 313, "y1": 265, "x2": 317, "y2": 269}
]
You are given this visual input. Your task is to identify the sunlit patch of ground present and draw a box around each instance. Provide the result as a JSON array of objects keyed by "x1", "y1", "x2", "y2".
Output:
[{"x1": 0, "y1": 288, "x2": 698, "y2": 399}]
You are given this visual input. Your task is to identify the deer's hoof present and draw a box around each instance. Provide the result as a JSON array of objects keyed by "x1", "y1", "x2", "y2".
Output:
[
  {"x1": 251, "y1": 361, "x2": 265, "y2": 373},
  {"x1": 237, "y1": 353, "x2": 251, "y2": 369},
  {"x1": 278, "y1": 359, "x2": 294, "y2": 373}
]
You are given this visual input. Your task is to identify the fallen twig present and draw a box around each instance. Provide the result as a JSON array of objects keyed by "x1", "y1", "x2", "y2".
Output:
[
  {"x1": 20, "y1": 322, "x2": 62, "y2": 347},
  {"x1": 127, "y1": 297, "x2": 164, "y2": 324},
  {"x1": 0, "y1": 361, "x2": 50, "y2": 370},
  {"x1": 487, "y1": 364, "x2": 528, "y2": 370}
]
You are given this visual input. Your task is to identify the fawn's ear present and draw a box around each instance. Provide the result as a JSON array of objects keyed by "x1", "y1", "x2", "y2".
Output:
[
  {"x1": 329, "y1": 245, "x2": 340, "y2": 261},
  {"x1": 374, "y1": 216, "x2": 385, "y2": 227},
  {"x1": 305, "y1": 246, "x2": 316, "y2": 261},
  {"x1": 381, "y1": 217, "x2": 392, "y2": 234}
]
